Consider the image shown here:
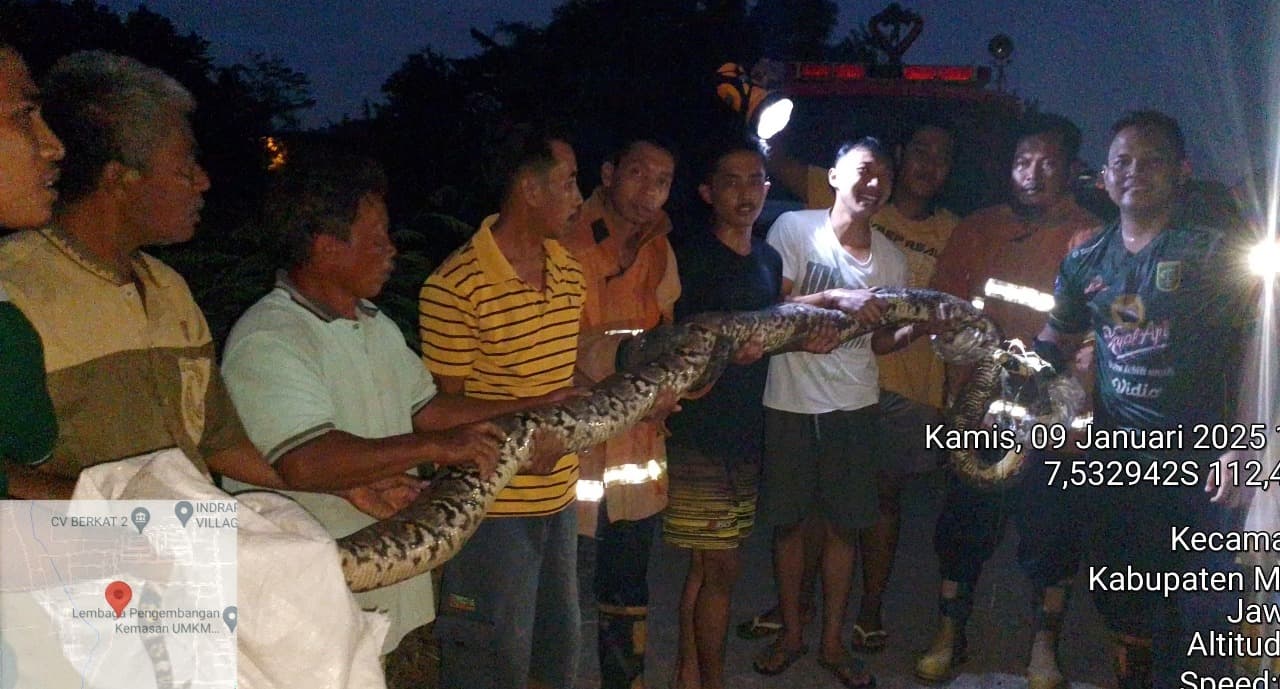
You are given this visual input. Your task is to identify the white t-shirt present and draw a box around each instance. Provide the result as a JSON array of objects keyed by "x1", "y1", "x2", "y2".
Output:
[{"x1": 763, "y1": 209, "x2": 907, "y2": 414}]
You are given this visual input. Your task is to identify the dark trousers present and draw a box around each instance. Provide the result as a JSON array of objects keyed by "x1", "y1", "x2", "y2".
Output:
[
  {"x1": 1084, "y1": 479, "x2": 1240, "y2": 687},
  {"x1": 437, "y1": 508, "x2": 580, "y2": 689},
  {"x1": 934, "y1": 451, "x2": 1083, "y2": 591},
  {"x1": 594, "y1": 501, "x2": 658, "y2": 689}
]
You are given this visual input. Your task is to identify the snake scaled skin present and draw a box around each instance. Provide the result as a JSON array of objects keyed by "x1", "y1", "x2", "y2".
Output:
[{"x1": 336, "y1": 287, "x2": 1061, "y2": 592}]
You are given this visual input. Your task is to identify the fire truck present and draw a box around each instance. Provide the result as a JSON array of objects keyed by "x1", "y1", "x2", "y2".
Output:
[{"x1": 723, "y1": 4, "x2": 1026, "y2": 216}]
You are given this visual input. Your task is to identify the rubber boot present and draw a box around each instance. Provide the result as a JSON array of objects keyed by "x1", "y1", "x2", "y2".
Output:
[
  {"x1": 599, "y1": 604, "x2": 647, "y2": 689},
  {"x1": 1027, "y1": 584, "x2": 1069, "y2": 689},
  {"x1": 1113, "y1": 634, "x2": 1153, "y2": 689},
  {"x1": 915, "y1": 584, "x2": 972, "y2": 683}
]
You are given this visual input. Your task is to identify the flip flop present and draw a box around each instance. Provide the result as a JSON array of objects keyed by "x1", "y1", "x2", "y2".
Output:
[
  {"x1": 850, "y1": 624, "x2": 888, "y2": 653},
  {"x1": 818, "y1": 653, "x2": 877, "y2": 689},
  {"x1": 736, "y1": 612, "x2": 783, "y2": 640},
  {"x1": 751, "y1": 641, "x2": 808, "y2": 676}
]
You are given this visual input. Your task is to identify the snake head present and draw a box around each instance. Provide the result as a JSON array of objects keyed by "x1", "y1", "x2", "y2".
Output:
[
  {"x1": 990, "y1": 341, "x2": 1085, "y2": 430},
  {"x1": 617, "y1": 322, "x2": 693, "y2": 369}
]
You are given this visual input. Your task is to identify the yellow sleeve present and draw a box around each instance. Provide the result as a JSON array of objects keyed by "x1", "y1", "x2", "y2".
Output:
[
  {"x1": 418, "y1": 273, "x2": 479, "y2": 379},
  {"x1": 805, "y1": 165, "x2": 835, "y2": 210}
]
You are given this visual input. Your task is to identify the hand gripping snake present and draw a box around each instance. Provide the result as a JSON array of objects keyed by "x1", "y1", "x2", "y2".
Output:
[{"x1": 336, "y1": 287, "x2": 1081, "y2": 592}]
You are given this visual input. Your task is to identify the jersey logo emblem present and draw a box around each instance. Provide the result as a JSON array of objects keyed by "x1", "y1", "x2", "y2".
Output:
[
  {"x1": 1155, "y1": 261, "x2": 1182, "y2": 292},
  {"x1": 1109, "y1": 294, "x2": 1145, "y2": 328}
]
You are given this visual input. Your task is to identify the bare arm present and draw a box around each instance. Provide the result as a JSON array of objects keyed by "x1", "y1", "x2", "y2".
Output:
[
  {"x1": 780, "y1": 278, "x2": 886, "y2": 326},
  {"x1": 272, "y1": 423, "x2": 504, "y2": 492},
  {"x1": 418, "y1": 375, "x2": 588, "y2": 476},
  {"x1": 7, "y1": 465, "x2": 76, "y2": 499},
  {"x1": 206, "y1": 438, "x2": 286, "y2": 490}
]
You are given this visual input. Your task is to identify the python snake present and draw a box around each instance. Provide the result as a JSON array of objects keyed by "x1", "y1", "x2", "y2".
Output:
[{"x1": 336, "y1": 287, "x2": 1069, "y2": 592}]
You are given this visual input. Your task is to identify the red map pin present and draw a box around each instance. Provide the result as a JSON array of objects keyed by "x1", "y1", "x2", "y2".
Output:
[{"x1": 105, "y1": 581, "x2": 132, "y2": 618}]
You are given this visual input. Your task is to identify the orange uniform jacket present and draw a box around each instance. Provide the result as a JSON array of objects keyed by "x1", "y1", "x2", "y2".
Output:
[
  {"x1": 563, "y1": 188, "x2": 680, "y2": 534},
  {"x1": 931, "y1": 197, "x2": 1100, "y2": 449}
]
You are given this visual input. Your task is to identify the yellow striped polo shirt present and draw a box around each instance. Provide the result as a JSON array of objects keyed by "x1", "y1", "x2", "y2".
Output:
[{"x1": 420, "y1": 216, "x2": 584, "y2": 516}]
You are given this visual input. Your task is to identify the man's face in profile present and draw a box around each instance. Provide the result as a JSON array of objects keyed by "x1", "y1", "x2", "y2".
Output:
[{"x1": 0, "y1": 49, "x2": 65, "y2": 230}]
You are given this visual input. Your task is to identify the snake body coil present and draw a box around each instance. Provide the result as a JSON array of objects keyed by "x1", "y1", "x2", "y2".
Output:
[{"x1": 337, "y1": 288, "x2": 1055, "y2": 592}]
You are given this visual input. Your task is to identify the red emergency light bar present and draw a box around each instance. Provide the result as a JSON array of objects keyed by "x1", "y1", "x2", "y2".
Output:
[
  {"x1": 796, "y1": 63, "x2": 867, "y2": 80},
  {"x1": 798, "y1": 63, "x2": 831, "y2": 79},
  {"x1": 835, "y1": 64, "x2": 867, "y2": 80},
  {"x1": 902, "y1": 65, "x2": 978, "y2": 82},
  {"x1": 792, "y1": 62, "x2": 980, "y2": 84}
]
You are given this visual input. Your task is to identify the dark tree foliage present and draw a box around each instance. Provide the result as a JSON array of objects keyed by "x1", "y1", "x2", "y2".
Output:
[
  {"x1": 828, "y1": 26, "x2": 881, "y2": 63},
  {"x1": 369, "y1": 0, "x2": 770, "y2": 231},
  {"x1": 224, "y1": 53, "x2": 316, "y2": 132},
  {"x1": 0, "y1": 0, "x2": 315, "y2": 345},
  {"x1": 4, "y1": 0, "x2": 1003, "y2": 345},
  {"x1": 372, "y1": 48, "x2": 487, "y2": 223},
  {"x1": 748, "y1": 0, "x2": 838, "y2": 61}
]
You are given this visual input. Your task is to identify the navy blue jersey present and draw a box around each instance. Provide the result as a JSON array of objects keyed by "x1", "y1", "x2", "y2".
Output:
[
  {"x1": 1049, "y1": 221, "x2": 1255, "y2": 453},
  {"x1": 667, "y1": 229, "x2": 782, "y2": 464}
]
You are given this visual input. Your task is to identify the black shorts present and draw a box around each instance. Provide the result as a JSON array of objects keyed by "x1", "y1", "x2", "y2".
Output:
[
  {"x1": 759, "y1": 406, "x2": 880, "y2": 532},
  {"x1": 876, "y1": 390, "x2": 943, "y2": 475}
]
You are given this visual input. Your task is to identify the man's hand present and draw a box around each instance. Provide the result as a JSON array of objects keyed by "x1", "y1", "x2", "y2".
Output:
[
  {"x1": 424, "y1": 421, "x2": 506, "y2": 478},
  {"x1": 6, "y1": 465, "x2": 77, "y2": 500},
  {"x1": 641, "y1": 387, "x2": 681, "y2": 434},
  {"x1": 800, "y1": 318, "x2": 841, "y2": 354},
  {"x1": 336, "y1": 474, "x2": 428, "y2": 520},
  {"x1": 1072, "y1": 341, "x2": 1097, "y2": 386},
  {"x1": 731, "y1": 333, "x2": 766, "y2": 366},
  {"x1": 524, "y1": 427, "x2": 569, "y2": 475},
  {"x1": 911, "y1": 317, "x2": 952, "y2": 339},
  {"x1": 1206, "y1": 450, "x2": 1250, "y2": 507},
  {"x1": 539, "y1": 385, "x2": 593, "y2": 406},
  {"x1": 822, "y1": 288, "x2": 885, "y2": 326}
]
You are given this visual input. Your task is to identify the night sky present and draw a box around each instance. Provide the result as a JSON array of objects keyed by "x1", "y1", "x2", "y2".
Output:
[{"x1": 99, "y1": 0, "x2": 1274, "y2": 186}]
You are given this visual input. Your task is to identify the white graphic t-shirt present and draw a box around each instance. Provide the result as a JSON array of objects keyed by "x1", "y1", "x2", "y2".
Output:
[{"x1": 763, "y1": 209, "x2": 907, "y2": 414}]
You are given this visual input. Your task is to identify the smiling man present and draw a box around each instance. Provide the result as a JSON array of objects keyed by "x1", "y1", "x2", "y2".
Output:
[
  {"x1": 739, "y1": 122, "x2": 962, "y2": 656},
  {"x1": 751, "y1": 138, "x2": 921, "y2": 689},
  {"x1": 1036, "y1": 111, "x2": 1257, "y2": 689}
]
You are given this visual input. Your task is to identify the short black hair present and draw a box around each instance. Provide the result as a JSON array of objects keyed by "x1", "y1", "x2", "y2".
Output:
[
  {"x1": 697, "y1": 136, "x2": 765, "y2": 183},
  {"x1": 1016, "y1": 112, "x2": 1082, "y2": 161},
  {"x1": 1110, "y1": 110, "x2": 1186, "y2": 161},
  {"x1": 833, "y1": 136, "x2": 893, "y2": 169},
  {"x1": 607, "y1": 132, "x2": 679, "y2": 169},
  {"x1": 897, "y1": 119, "x2": 955, "y2": 150},
  {"x1": 482, "y1": 122, "x2": 572, "y2": 203},
  {"x1": 262, "y1": 148, "x2": 389, "y2": 269}
]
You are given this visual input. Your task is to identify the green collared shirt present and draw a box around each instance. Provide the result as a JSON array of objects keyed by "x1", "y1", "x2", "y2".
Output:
[
  {"x1": 0, "y1": 285, "x2": 56, "y2": 496},
  {"x1": 221, "y1": 271, "x2": 437, "y2": 652}
]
